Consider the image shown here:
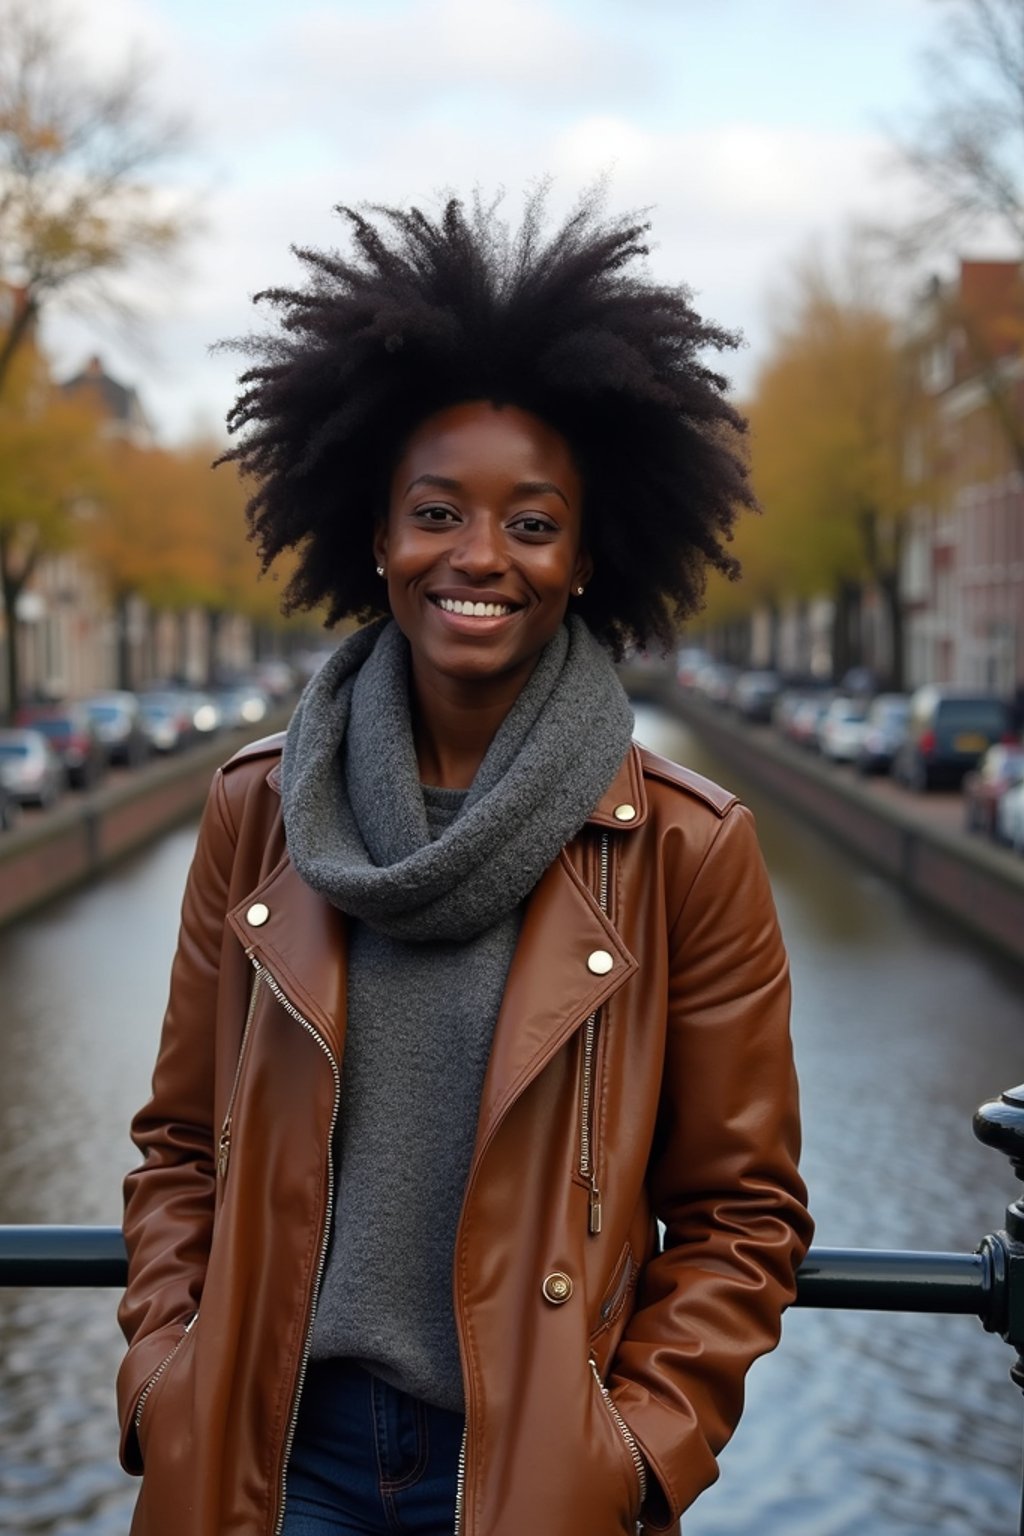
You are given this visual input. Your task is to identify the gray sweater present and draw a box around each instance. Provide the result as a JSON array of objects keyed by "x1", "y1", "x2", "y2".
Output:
[{"x1": 309, "y1": 787, "x2": 520, "y2": 1410}]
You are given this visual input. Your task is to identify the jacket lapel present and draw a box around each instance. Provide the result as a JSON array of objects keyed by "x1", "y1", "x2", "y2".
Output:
[
  {"x1": 473, "y1": 847, "x2": 637, "y2": 1156},
  {"x1": 226, "y1": 857, "x2": 348, "y2": 1064}
]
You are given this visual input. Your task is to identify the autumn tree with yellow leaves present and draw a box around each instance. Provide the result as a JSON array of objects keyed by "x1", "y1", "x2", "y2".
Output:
[
  {"x1": 87, "y1": 437, "x2": 305, "y2": 690},
  {"x1": 734, "y1": 251, "x2": 929, "y2": 687},
  {"x1": 0, "y1": 340, "x2": 101, "y2": 715},
  {"x1": 0, "y1": 0, "x2": 188, "y2": 393}
]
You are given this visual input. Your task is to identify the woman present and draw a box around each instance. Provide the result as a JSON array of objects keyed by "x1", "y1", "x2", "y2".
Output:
[{"x1": 117, "y1": 192, "x2": 813, "y2": 1536}]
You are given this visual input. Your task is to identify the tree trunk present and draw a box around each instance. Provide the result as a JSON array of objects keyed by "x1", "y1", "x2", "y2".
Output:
[
  {"x1": 206, "y1": 608, "x2": 224, "y2": 686},
  {"x1": 115, "y1": 591, "x2": 133, "y2": 691},
  {"x1": 831, "y1": 578, "x2": 863, "y2": 682},
  {"x1": 176, "y1": 610, "x2": 191, "y2": 683},
  {"x1": 765, "y1": 599, "x2": 781, "y2": 671},
  {"x1": 2, "y1": 583, "x2": 18, "y2": 724},
  {"x1": 879, "y1": 571, "x2": 905, "y2": 691},
  {"x1": 0, "y1": 296, "x2": 39, "y2": 400},
  {"x1": 0, "y1": 529, "x2": 34, "y2": 722}
]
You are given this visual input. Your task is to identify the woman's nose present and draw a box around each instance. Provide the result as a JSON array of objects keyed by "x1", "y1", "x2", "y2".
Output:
[{"x1": 449, "y1": 515, "x2": 508, "y2": 577}]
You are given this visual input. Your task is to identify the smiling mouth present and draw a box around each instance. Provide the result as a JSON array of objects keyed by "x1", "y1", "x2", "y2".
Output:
[{"x1": 429, "y1": 596, "x2": 520, "y2": 618}]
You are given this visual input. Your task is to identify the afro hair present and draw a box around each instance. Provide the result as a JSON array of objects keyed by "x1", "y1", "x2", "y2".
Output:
[{"x1": 220, "y1": 188, "x2": 753, "y2": 657}]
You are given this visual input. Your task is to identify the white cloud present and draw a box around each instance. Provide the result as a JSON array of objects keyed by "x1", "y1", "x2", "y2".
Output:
[
  {"x1": 32, "y1": 0, "x2": 942, "y2": 437},
  {"x1": 265, "y1": 0, "x2": 653, "y2": 113}
]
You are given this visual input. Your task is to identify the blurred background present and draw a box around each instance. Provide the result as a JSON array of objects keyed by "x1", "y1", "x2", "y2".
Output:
[{"x1": 1, "y1": 1, "x2": 1023, "y2": 1533}]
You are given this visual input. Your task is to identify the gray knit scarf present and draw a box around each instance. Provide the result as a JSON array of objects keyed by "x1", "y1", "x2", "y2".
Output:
[{"x1": 281, "y1": 616, "x2": 634, "y2": 943}]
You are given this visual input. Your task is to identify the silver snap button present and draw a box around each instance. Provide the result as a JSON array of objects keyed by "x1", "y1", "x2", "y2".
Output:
[
  {"x1": 246, "y1": 902, "x2": 270, "y2": 927},
  {"x1": 587, "y1": 949, "x2": 614, "y2": 976}
]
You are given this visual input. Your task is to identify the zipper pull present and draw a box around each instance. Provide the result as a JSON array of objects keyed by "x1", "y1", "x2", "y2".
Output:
[
  {"x1": 588, "y1": 1183, "x2": 602, "y2": 1235},
  {"x1": 217, "y1": 1121, "x2": 231, "y2": 1179}
]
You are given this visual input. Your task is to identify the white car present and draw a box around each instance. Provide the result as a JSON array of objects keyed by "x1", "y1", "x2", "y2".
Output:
[
  {"x1": 817, "y1": 697, "x2": 869, "y2": 762},
  {"x1": 997, "y1": 779, "x2": 1024, "y2": 853}
]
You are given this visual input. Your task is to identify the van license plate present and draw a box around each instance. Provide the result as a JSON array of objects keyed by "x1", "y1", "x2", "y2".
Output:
[{"x1": 954, "y1": 733, "x2": 987, "y2": 753}]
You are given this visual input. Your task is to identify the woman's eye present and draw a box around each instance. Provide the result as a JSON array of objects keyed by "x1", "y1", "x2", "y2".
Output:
[
  {"x1": 512, "y1": 514, "x2": 557, "y2": 536},
  {"x1": 415, "y1": 504, "x2": 457, "y2": 524}
]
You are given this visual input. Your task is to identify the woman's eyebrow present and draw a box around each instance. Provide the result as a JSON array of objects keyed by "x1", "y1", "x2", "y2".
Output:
[
  {"x1": 514, "y1": 479, "x2": 569, "y2": 508},
  {"x1": 405, "y1": 474, "x2": 462, "y2": 495},
  {"x1": 405, "y1": 474, "x2": 569, "y2": 509}
]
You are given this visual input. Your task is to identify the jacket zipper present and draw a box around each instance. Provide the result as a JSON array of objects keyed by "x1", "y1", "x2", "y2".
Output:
[
  {"x1": 217, "y1": 972, "x2": 263, "y2": 1180},
  {"x1": 588, "y1": 1354, "x2": 647, "y2": 1524},
  {"x1": 453, "y1": 1422, "x2": 468, "y2": 1536},
  {"x1": 133, "y1": 1311, "x2": 198, "y2": 1432},
  {"x1": 245, "y1": 956, "x2": 341, "y2": 1536},
  {"x1": 454, "y1": 830, "x2": 612, "y2": 1532},
  {"x1": 579, "y1": 832, "x2": 610, "y2": 1235}
]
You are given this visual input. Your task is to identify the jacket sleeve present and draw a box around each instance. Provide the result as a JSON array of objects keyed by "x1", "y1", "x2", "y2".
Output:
[
  {"x1": 610, "y1": 801, "x2": 813, "y2": 1528},
  {"x1": 115, "y1": 768, "x2": 238, "y2": 1474}
]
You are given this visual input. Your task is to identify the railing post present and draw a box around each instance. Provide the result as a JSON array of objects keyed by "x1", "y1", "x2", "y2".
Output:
[{"x1": 973, "y1": 1083, "x2": 1024, "y2": 1536}]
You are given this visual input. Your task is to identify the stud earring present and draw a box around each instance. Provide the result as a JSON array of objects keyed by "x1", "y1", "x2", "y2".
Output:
[
  {"x1": 575, "y1": 585, "x2": 585, "y2": 596},
  {"x1": 376, "y1": 565, "x2": 385, "y2": 577}
]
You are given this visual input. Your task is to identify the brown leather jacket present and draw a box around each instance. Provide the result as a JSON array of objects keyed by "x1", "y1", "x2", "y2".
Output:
[{"x1": 117, "y1": 734, "x2": 812, "y2": 1536}]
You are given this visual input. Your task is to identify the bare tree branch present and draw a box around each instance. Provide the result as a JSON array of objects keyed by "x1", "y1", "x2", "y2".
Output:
[
  {"x1": 886, "y1": 0, "x2": 1024, "y2": 255},
  {"x1": 0, "y1": 0, "x2": 193, "y2": 392}
]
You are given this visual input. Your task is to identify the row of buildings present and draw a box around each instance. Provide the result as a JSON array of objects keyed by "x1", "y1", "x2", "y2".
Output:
[
  {"x1": 0, "y1": 282, "x2": 290, "y2": 717},
  {"x1": 709, "y1": 258, "x2": 1024, "y2": 699},
  {"x1": 3, "y1": 261, "x2": 1024, "y2": 714}
]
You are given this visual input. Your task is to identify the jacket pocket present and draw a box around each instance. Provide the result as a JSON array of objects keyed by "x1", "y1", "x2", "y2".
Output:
[
  {"x1": 217, "y1": 971, "x2": 263, "y2": 1183},
  {"x1": 588, "y1": 1353, "x2": 647, "y2": 1522},
  {"x1": 134, "y1": 1312, "x2": 198, "y2": 1457},
  {"x1": 592, "y1": 1242, "x2": 638, "y2": 1340}
]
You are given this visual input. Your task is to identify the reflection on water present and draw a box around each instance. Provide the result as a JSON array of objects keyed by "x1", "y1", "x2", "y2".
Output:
[
  {"x1": 632, "y1": 706, "x2": 1024, "y2": 1536},
  {"x1": 0, "y1": 827, "x2": 198, "y2": 1535},
  {"x1": 1, "y1": 714, "x2": 1023, "y2": 1534}
]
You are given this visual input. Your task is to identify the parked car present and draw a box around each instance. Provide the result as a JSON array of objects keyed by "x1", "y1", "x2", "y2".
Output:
[
  {"x1": 772, "y1": 689, "x2": 809, "y2": 741},
  {"x1": 817, "y1": 697, "x2": 869, "y2": 762},
  {"x1": 84, "y1": 691, "x2": 150, "y2": 768},
  {"x1": 675, "y1": 646, "x2": 710, "y2": 689},
  {"x1": 214, "y1": 683, "x2": 270, "y2": 730},
  {"x1": 140, "y1": 696, "x2": 188, "y2": 754},
  {"x1": 893, "y1": 687, "x2": 1012, "y2": 791},
  {"x1": 141, "y1": 688, "x2": 204, "y2": 748},
  {"x1": 0, "y1": 728, "x2": 64, "y2": 807},
  {"x1": 962, "y1": 743, "x2": 1024, "y2": 839},
  {"x1": 855, "y1": 694, "x2": 910, "y2": 776},
  {"x1": 0, "y1": 776, "x2": 18, "y2": 830},
  {"x1": 997, "y1": 778, "x2": 1024, "y2": 853},
  {"x1": 694, "y1": 660, "x2": 739, "y2": 705},
  {"x1": 789, "y1": 693, "x2": 833, "y2": 751},
  {"x1": 733, "y1": 670, "x2": 783, "y2": 723},
  {"x1": 15, "y1": 703, "x2": 107, "y2": 789},
  {"x1": 252, "y1": 659, "x2": 297, "y2": 701}
]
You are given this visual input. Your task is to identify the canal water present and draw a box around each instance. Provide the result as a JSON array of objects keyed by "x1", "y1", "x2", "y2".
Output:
[{"x1": 0, "y1": 703, "x2": 1022, "y2": 1535}]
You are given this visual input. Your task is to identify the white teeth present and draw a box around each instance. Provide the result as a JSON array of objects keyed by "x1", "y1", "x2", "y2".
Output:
[{"x1": 435, "y1": 597, "x2": 513, "y2": 617}]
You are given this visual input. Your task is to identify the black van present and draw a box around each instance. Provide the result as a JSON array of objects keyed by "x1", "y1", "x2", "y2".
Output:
[{"x1": 893, "y1": 686, "x2": 1012, "y2": 791}]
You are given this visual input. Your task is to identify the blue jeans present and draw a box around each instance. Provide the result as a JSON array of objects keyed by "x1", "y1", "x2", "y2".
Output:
[{"x1": 281, "y1": 1359, "x2": 463, "y2": 1535}]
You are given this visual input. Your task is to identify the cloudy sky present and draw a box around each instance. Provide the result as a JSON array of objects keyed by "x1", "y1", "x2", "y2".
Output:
[{"x1": 43, "y1": 0, "x2": 987, "y2": 442}]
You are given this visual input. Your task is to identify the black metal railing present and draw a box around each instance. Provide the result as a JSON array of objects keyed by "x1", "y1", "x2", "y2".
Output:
[{"x1": 3, "y1": 1085, "x2": 1024, "y2": 1529}]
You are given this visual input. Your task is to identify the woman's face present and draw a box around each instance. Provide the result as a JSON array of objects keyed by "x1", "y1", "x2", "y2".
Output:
[{"x1": 376, "y1": 400, "x2": 591, "y2": 700}]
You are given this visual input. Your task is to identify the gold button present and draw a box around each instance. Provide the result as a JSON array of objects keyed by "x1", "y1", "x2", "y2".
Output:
[
  {"x1": 246, "y1": 902, "x2": 270, "y2": 927},
  {"x1": 587, "y1": 949, "x2": 614, "y2": 976},
  {"x1": 613, "y1": 803, "x2": 636, "y2": 822},
  {"x1": 542, "y1": 1271, "x2": 573, "y2": 1304}
]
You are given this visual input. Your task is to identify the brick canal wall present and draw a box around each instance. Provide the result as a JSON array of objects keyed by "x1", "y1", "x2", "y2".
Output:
[
  {"x1": 667, "y1": 689, "x2": 1024, "y2": 970},
  {"x1": 6, "y1": 691, "x2": 1024, "y2": 968},
  {"x1": 0, "y1": 716, "x2": 288, "y2": 930}
]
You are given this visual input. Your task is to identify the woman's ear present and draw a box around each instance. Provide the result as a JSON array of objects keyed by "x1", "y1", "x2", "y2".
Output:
[
  {"x1": 372, "y1": 524, "x2": 388, "y2": 570},
  {"x1": 574, "y1": 549, "x2": 594, "y2": 590}
]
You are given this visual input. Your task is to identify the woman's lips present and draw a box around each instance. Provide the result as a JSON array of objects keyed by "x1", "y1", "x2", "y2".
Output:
[
  {"x1": 430, "y1": 595, "x2": 518, "y2": 618},
  {"x1": 426, "y1": 593, "x2": 523, "y2": 631}
]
